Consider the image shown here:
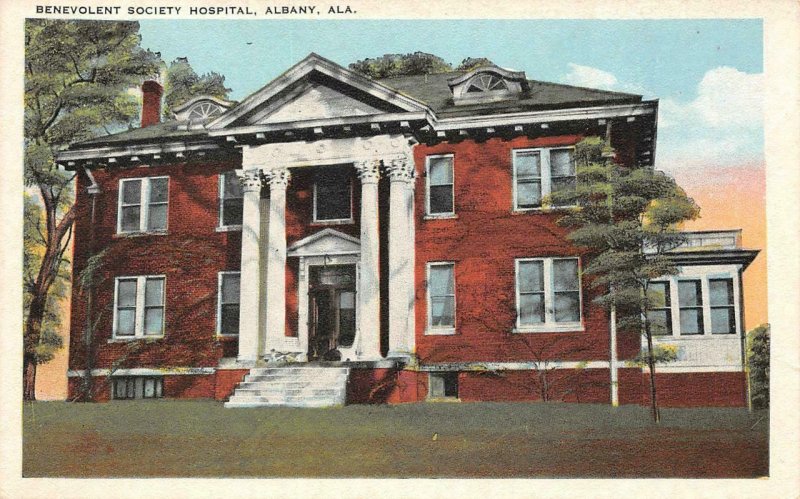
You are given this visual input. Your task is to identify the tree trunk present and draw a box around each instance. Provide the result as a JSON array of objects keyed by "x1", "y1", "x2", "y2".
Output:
[
  {"x1": 644, "y1": 321, "x2": 660, "y2": 423},
  {"x1": 23, "y1": 353, "x2": 37, "y2": 401},
  {"x1": 23, "y1": 293, "x2": 46, "y2": 401}
]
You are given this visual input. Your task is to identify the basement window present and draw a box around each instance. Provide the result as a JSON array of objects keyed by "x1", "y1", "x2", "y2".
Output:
[
  {"x1": 428, "y1": 372, "x2": 459, "y2": 399},
  {"x1": 112, "y1": 376, "x2": 163, "y2": 400}
]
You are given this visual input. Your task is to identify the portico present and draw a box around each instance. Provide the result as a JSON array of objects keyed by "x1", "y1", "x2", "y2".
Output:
[{"x1": 234, "y1": 134, "x2": 417, "y2": 365}]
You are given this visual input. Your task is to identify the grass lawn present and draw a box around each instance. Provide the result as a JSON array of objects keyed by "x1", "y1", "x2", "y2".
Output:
[{"x1": 23, "y1": 400, "x2": 768, "y2": 478}]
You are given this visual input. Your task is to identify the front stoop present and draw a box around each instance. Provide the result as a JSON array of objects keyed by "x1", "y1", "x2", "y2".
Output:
[{"x1": 224, "y1": 366, "x2": 350, "y2": 408}]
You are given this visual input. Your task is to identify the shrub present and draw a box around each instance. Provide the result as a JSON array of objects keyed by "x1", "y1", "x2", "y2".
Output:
[{"x1": 747, "y1": 324, "x2": 770, "y2": 409}]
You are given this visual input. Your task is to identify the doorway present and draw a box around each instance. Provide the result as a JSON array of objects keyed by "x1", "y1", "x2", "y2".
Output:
[{"x1": 308, "y1": 264, "x2": 357, "y2": 361}]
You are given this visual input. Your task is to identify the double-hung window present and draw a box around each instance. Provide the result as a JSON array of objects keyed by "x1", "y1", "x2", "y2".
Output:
[
  {"x1": 314, "y1": 167, "x2": 353, "y2": 223},
  {"x1": 427, "y1": 262, "x2": 456, "y2": 334},
  {"x1": 219, "y1": 172, "x2": 244, "y2": 228},
  {"x1": 647, "y1": 281, "x2": 673, "y2": 336},
  {"x1": 114, "y1": 276, "x2": 165, "y2": 339},
  {"x1": 709, "y1": 278, "x2": 736, "y2": 334},
  {"x1": 426, "y1": 155, "x2": 455, "y2": 216},
  {"x1": 515, "y1": 257, "x2": 582, "y2": 332},
  {"x1": 513, "y1": 148, "x2": 575, "y2": 210},
  {"x1": 218, "y1": 272, "x2": 241, "y2": 336},
  {"x1": 118, "y1": 177, "x2": 169, "y2": 233},
  {"x1": 678, "y1": 280, "x2": 704, "y2": 335}
]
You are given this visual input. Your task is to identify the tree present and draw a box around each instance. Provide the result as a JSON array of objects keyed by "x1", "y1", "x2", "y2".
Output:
[
  {"x1": 455, "y1": 57, "x2": 495, "y2": 71},
  {"x1": 552, "y1": 137, "x2": 700, "y2": 422},
  {"x1": 747, "y1": 323, "x2": 769, "y2": 409},
  {"x1": 348, "y1": 52, "x2": 453, "y2": 78},
  {"x1": 162, "y1": 57, "x2": 232, "y2": 117},
  {"x1": 23, "y1": 20, "x2": 161, "y2": 400}
]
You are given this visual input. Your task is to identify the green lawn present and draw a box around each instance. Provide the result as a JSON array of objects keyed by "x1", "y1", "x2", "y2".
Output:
[{"x1": 23, "y1": 400, "x2": 768, "y2": 478}]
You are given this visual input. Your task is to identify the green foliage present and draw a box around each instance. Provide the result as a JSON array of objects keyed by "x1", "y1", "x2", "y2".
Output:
[
  {"x1": 23, "y1": 194, "x2": 66, "y2": 364},
  {"x1": 629, "y1": 344, "x2": 679, "y2": 367},
  {"x1": 162, "y1": 57, "x2": 232, "y2": 117},
  {"x1": 747, "y1": 324, "x2": 769, "y2": 409},
  {"x1": 455, "y1": 57, "x2": 495, "y2": 71},
  {"x1": 349, "y1": 52, "x2": 453, "y2": 78}
]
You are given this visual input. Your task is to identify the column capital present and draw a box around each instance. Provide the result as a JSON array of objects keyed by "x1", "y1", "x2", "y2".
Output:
[
  {"x1": 354, "y1": 159, "x2": 381, "y2": 184},
  {"x1": 236, "y1": 169, "x2": 264, "y2": 192},
  {"x1": 386, "y1": 156, "x2": 416, "y2": 184},
  {"x1": 265, "y1": 167, "x2": 291, "y2": 190}
]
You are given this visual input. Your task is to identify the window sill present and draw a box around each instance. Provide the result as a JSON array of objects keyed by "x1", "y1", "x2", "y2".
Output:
[
  {"x1": 216, "y1": 225, "x2": 242, "y2": 232},
  {"x1": 424, "y1": 214, "x2": 458, "y2": 220},
  {"x1": 114, "y1": 231, "x2": 168, "y2": 238},
  {"x1": 426, "y1": 397, "x2": 461, "y2": 403},
  {"x1": 108, "y1": 336, "x2": 164, "y2": 343},
  {"x1": 653, "y1": 333, "x2": 739, "y2": 340},
  {"x1": 513, "y1": 324, "x2": 584, "y2": 334},
  {"x1": 425, "y1": 328, "x2": 456, "y2": 336},
  {"x1": 215, "y1": 334, "x2": 239, "y2": 341},
  {"x1": 310, "y1": 219, "x2": 355, "y2": 226},
  {"x1": 512, "y1": 206, "x2": 576, "y2": 214}
]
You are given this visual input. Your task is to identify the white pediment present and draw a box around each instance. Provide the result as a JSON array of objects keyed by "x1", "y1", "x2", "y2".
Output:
[
  {"x1": 287, "y1": 228, "x2": 360, "y2": 257},
  {"x1": 252, "y1": 83, "x2": 385, "y2": 125}
]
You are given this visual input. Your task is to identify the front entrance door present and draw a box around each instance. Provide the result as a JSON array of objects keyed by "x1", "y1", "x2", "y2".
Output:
[{"x1": 308, "y1": 264, "x2": 356, "y2": 361}]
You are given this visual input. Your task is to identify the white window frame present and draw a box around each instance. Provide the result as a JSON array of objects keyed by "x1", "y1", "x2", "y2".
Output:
[
  {"x1": 425, "y1": 154, "x2": 456, "y2": 218},
  {"x1": 218, "y1": 172, "x2": 243, "y2": 230},
  {"x1": 512, "y1": 147, "x2": 575, "y2": 211},
  {"x1": 312, "y1": 171, "x2": 354, "y2": 224},
  {"x1": 652, "y1": 271, "x2": 741, "y2": 338},
  {"x1": 117, "y1": 176, "x2": 169, "y2": 234},
  {"x1": 217, "y1": 271, "x2": 241, "y2": 337},
  {"x1": 426, "y1": 261, "x2": 456, "y2": 335},
  {"x1": 514, "y1": 257, "x2": 584, "y2": 333},
  {"x1": 112, "y1": 275, "x2": 166, "y2": 340}
]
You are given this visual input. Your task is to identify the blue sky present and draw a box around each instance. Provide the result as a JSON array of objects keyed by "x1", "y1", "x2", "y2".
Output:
[{"x1": 139, "y1": 19, "x2": 764, "y2": 171}]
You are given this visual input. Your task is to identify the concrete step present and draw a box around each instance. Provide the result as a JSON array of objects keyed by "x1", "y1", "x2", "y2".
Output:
[{"x1": 225, "y1": 365, "x2": 350, "y2": 409}]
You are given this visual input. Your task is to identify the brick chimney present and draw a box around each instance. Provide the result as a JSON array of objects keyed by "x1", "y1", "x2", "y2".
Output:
[{"x1": 141, "y1": 80, "x2": 163, "y2": 128}]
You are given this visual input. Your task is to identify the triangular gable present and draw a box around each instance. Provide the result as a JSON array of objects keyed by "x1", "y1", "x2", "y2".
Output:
[
  {"x1": 287, "y1": 228, "x2": 360, "y2": 257},
  {"x1": 208, "y1": 53, "x2": 431, "y2": 130}
]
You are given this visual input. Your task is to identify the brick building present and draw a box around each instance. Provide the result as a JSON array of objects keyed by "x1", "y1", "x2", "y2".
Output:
[{"x1": 57, "y1": 54, "x2": 758, "y2": 407}]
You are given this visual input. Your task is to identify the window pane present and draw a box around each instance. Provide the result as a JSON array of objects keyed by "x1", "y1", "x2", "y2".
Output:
[
  {"x1": 117, "y1": 280, "x2": 137, "y2": 307},
  {"x1": 429, "y1": 265, "x2": 454, "y2": 295},
  {"x1": 144, "y1": 307, "x2": 163, "y2": 335},
  {"x1": 518, "y1": 261, "x2": 544, "y2": 293},
  {"x1": 223, "y1": 172, "x2": 243, "y2": 199},
  {"x1": 678, "y1": 281, "x2": 702, "y2": 307},
  {"x1": 316, "y1": 179, "x2": 351, "y2": 220},
  {"x1": 649, "y1": 282, "x2": 670, "y2": 308},
  {"x1": 222, "y1": 199, "x2": 243, "y2": 226},
  {"x1": 339, "y1": 307, "x2": 356, "y2": 347},
  {"x1": 339, "y1": 291, "x2": 355, "y2": 309},
  {"x1": 554, "y1": 291, "x2": 580, "y2": 322},
  {"x1": 221, "y1": 274, "x2": 240, "y2": 304},
  {"x1": 519, "y1": 293, "x2": 544, "y2": 324},
  {"x1": 429, "y1": 157, "x2": 453, "y2": 185},
  {"x1": 147, "y1": 204, "x2": 167, "y2": 231},
  {"x1": 551, "y1": 177, "x2": 576, "y2": 199},
  {"x1": 122, "y1": 180, "x2": 141, "y2": 204},
  {"x1": 711, "y1": 308, "x2": 736, "y2": 334},
  {"x1": 116, "y1": 309, "x2": 135, "y2": 336},
  {"x1": 429, "y1": 185, "x2": 453, "y2": 214},
  {"x1": 149, "y1": 178, "x2": 168, "y2": 203},
  {"x1": 114, "y1": 379, "x2": 127, "y2": 399},
  {"x1": 429, "y1": 373, "x2": 445, "y2": 397},
  {"x1": 443, "y1": 372, "x2": 459, "y2": 398},
  {"x1": 517, "y1": 181, "x2": 541, "y2": 208},
  {"x1": 648, "y1": 310, "x2": 672, "y2": 336},
  {"x1": 127, "y1": 379, "x2": 135, "y2": 399},
  {"x1": 430, "y1": 296, "x2": 455, "y2": 327},
  {"x1": 709, "y1": 279, "x2": 733, "y2": 306},
  {"x1": 515, "y1": 152, "x2": 540, "y2": 178},
  {"x1": 679, "y1": 309, "x2": 703, "y2": 335},
  {"x1": 551, "y1": 150, "x2": 575, "y2": 176},
  {"x1": 553, "y1": 259, "x2": 579, "y2": 291},
  {"x1": 144, "y1": 378, "x2": 155, "y2": 398},
  {"x1": 221, "y1": 304, "x2": 240, "y2": 335},
  {"x1": 145, "y1": 278, "x2": 164, "y2": 307},
  {"x1": 121, "y1": 206, "x2": 140, "y2": 232}
]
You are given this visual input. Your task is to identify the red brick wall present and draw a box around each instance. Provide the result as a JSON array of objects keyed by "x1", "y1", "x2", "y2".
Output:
[
  {"x1": 459, "y1": 369, "x2": 610, "y2": 403},
  {"x1": 214, "y1": 369, "x2": 249, "y2": 401},
  {"x1": 346, "y1": 368, "x2": 426, "y2": 404},
  {"x1": 69, "y1": 157, "x2": 243, "y2": 372},
  {"x1": 413, "y1": 135, "x2": 633, "y2": 364}
]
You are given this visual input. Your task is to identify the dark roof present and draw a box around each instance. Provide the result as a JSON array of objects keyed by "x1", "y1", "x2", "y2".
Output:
[
  {"x1": 67, "y1": 70, "x2": 644, "y2": 150},
  {"x1": 376, "y1": 71, "x2": 643, "y2": 118}
]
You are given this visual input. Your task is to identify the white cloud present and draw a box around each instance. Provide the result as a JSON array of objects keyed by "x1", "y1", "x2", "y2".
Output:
[
  {"x1": 561, "y1": 63, "x2": 648, "y2": 95},
  {"x1": 658, "y1": 67, "x2": 763, "y2": 169}
]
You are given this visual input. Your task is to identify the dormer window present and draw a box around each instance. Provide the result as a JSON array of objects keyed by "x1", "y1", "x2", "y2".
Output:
[
  {"x1": 187, "y1": 101, "x2": 225, "y2": 121},
  {"x1": 172, "y1": 96, "x2": 234, "y2": 124},
  {"x1": 448, "y1": 65, "x2": 529, "y2": 105},
  {"x1": 466, "y1": 74, "x2": 509, "y2": 93}
]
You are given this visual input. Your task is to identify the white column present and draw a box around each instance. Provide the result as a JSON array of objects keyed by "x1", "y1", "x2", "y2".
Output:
[
  {"x1": 355, "y1": 159, "x2": 382, "y2": 360},
  {"x1": 235, "y1": 169, "x2": 263, "y2": 365},
  {"x1": 387, "y1": 156, "x2": 416, "y2": 359},
  {"x1": 264, "y1": 167, "x2": 290, "y2": 359}
]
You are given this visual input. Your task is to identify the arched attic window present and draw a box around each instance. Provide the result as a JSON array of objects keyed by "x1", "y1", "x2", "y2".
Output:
[
  {"x1": 186, "y1": 101, "x2": 225, "y2": 120},
  {"x1": 448, "y1": 66, "x2": 528, "y2": 106},
  {"x1": 172, "y1": 96, "x2": 234, "y2": 128}
]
